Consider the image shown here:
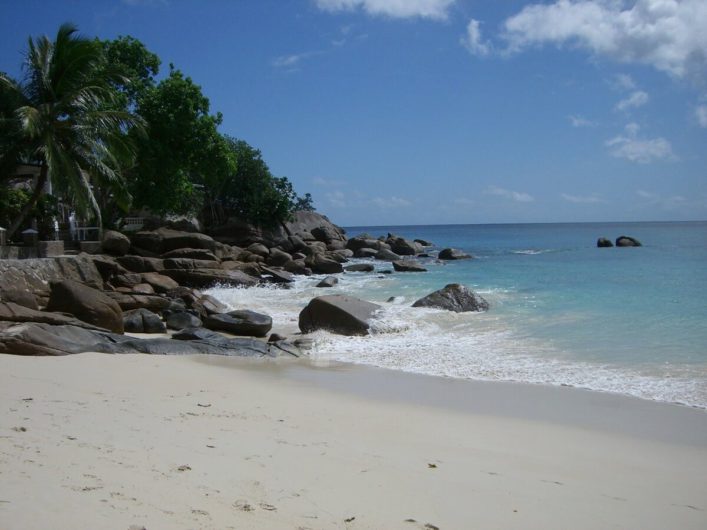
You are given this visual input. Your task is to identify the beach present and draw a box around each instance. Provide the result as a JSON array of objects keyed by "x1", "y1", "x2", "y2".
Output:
[{"x1": 1, "y1": 353, "x2": 706, "y2": 530}]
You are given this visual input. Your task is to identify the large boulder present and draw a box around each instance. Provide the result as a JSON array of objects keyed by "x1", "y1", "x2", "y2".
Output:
[
  {"x1": 0, "y1": 288, "x2": 39, "y2": 310},
  {"x1": 299, "y1": 295, "x2": 381, "y2": 336},
  {"x1": 46, "y1": 280, "x2": 124, "y2": 333},
  {"x1": 260, "y1": 266, "x2": 295, "y2": 284},
  {"x1": 387, "y1": 236, "x2": 419, "y2": 256},
  {"x1": 597, "y1": 237, "x2": 614, "y2": 248},
  {"x1": 140, "y1": 272, "x2": 180, "y2": 293},
  {"x1": 345, "y1": 263, "x2": 375, "y2": 273},
  {"x1": 392, "y1": 260, "x2": 427, "y2": 272},
  {"x1": 161, "y1": 248, "x2": 220, "y2": 261},
  {"x1": 438, "y1": 248, "x2": 473, "y2": 260},
  {"x1": 616, "y1": 235, "x2": 642, "y2": 247},
  {"x1": 102, "y1": 230, "x2": 131, "y2": 256},
  {"x1": 316, "y1": 276, "x2": 339, "y2": 288},
  {"x1": 161, "y1": 268, "x2": 259, "y2": 289},
  {"x1": 204, "y1": 310, "x2": 272, "y2": 337},
  {"x1": 131, "y1": 228, "x2": 217, "y2": 254},
  {"x1": 375, "y1": 249, "x2": 401, "y2": 261},
  {"x1": 0, "y1": 302, "x2": 108, "y2": 331},
  {"x1": 104, "y1": 292, "x2": 173, "y2": 313},
  {"x1": 116, "y1": 256, "x2": 165, "y2": 273},
  {"x1": 266, "y1": 248, "x2": 292, "y2": 267},
  {"x1": 164, "y1": 311, "x2": 202, "y2": 330},
  {"x1": 306, "y1": 254, "x2": 344, "y2": 274},
  {"x1": 412, "y1": 284, "x2": 489, "y2": 313},
  {"x1": 123, "y1": 308, "x2": 166, "y2": 334}
]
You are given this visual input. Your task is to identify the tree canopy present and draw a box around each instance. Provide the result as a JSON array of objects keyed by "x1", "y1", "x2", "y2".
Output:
[{"x1": 0, "y1": 24, "x2": 314, "y2": 240}]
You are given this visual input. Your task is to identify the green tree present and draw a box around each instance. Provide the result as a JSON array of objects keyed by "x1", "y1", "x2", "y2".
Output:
[
  {"x1": 0, "y1": 23, "x2": 142, "y2": 239},
  {"x1": 129, "y1": 68, "x2": 235, "y2": 216}
]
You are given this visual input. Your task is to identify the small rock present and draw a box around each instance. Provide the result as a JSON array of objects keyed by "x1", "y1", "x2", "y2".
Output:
[
  {"x1": 316, "y1": 276, "x2": 339, "y2": 288},
  {"x1": 438, "y1": 248, "x2": 472, "y2": 260}
]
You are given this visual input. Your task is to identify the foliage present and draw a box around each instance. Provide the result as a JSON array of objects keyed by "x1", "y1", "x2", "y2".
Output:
[
  {"x1": 0, "y1": 23, "x2": 143, "y2": 238},
  {"x1": 294, "y1": 192, "x2": 316, "y2": 212},
  {"x1": 128, "y1": 68, "x2": 235, "y2": 216},
  {"x1": 0, "y1": 186, "x2": 58, "y2": 239}
]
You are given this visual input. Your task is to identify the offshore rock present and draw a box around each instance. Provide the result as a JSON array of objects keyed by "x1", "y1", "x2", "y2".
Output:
[
  {"x1": 438, "y1": 248, "x2": 473, "y2": 260},
  {"x1": 412, "y1": 284, "x2": 489, "y2": 313},
  {"x1": 392, "y1": 260, "x2": 427, "y2": 272},
  {"x1": 299, "y1": 295, "x2": 381, "y2": 336},
  {"x1": 597, "y1": 237, "x2": 614, "y2": 248},
  {"x1": 616, "y1": 235, "x2": 642, "y2": 247}
]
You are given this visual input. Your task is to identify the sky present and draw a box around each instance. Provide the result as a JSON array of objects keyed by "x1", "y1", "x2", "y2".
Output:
[{"x1": 1, "y1": 0, "x2": 706, "y2": 226}]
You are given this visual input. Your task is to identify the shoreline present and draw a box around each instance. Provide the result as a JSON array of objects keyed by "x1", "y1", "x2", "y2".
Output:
[{"x1": 1, "y1": 352, "x2": 706, "y2": 529}]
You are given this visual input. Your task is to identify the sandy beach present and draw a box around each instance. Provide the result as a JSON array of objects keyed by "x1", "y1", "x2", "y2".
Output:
[{"x1": 1, "y1": 353, "x2": 706, "y2": 530}]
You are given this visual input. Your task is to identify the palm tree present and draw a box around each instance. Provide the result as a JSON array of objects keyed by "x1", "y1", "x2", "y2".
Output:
[{"x1": 0, "y1": 23, "x2": 142, "y2": 240}]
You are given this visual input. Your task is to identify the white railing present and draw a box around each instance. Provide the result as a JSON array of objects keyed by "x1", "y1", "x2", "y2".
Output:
[{"x1": 120, "y1": 217, "x2": 145, "y2": 231}]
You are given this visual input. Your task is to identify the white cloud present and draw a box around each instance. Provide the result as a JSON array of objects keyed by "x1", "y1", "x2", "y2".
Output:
[
  {"x1": 636, "y1": 189, "x2": 687, "y2": 210},
  {"x1": 453, "y1": 197, "x2": 475, "y2": 206},
  {"x1": 272, "y1": 51, "x2": 322, "y2": 69},
  {"x1": 613, "y1": 73, "x2": 636, "y2": 90},
  {"x1": 696, "y1": 104, "x2": 707, "y2": 127},
  {"x1": 315, "y1": 0, "x2": 456, "y2": 20},
  {"x1": 568, "y1": 114, "x2": 595, "y2": 127},
  {"x1": 484, "y1": 186, "x2": 534, "y2": 203},
  {"x1": 325, "y1": 191, "x2": 347, "y2": 207},
  {"x1": 502, "y1": 0, "x2": 707, "y2": 83},
  {"x1": 461, "y1": 19, "x2": 491, "y2": 57},
  {"x1": 561, "y1": 193, "x2": 605, "y2": 204},
  {"x1": 371, "y1": 196, "x2": 412, "y2": 207},
  {"x1": 615, "y1": 90, "x2": 649, "y2": 111},
  {"x1": 606, "y1": 123, "x2": 674, "y2": 163}
]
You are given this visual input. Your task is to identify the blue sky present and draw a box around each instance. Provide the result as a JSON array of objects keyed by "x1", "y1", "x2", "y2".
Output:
[{"x1": 1, "y1": 0, "x2": 706, "y2": 225}]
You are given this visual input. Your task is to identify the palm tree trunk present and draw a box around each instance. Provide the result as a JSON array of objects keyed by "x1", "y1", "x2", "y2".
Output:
[{"x1": 6, "y1": 164, "x2": 48, "y2": 241}]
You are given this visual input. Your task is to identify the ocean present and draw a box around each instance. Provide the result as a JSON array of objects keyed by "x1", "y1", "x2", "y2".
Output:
[{"x1": 207, "y1": 221, "x2": 707, "y2": 409}]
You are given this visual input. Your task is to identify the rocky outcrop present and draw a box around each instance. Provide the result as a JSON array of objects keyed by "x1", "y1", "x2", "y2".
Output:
[
  {"x1": 116, "y1": 256, "x2": 165, "y2": 273},
  {"x1": 616, "y1": 235, "x2": 642, "y2": 247},
  {"x1": 131, "y1": 227, "x2": 217, "y2": 254},
  {"x1": 305, "y1": 254, "x2": 344, "y2": 274},
  {"x1": 0, "y1": 321, "x2": 297, "y2": 357},
  {"x1": 0, "y1": 302, "x2": 108, "y2": 331},
  {"x1": 46, "y1": 280, "x2": 124, "y2": 333},
  {"x1": 412, "y1": 284, "x2": 489, "y2": 313},
  {"x1": 438, "y1": 248, "x2": 472, "y2": 260},
  {"x1": 140, "y1": 272, "x2": 179, "y2": 293},
  {"x1": 203, "y1": 310, "x2": 273, "y2": 337},
  {"x1": 597, "y1": 238, "x2": 614, "y2": 248},
  {"x1": 375, "y1": 249, "x2": 401, "y2": 261},
  {"x1": 0, "y1": 288, "x2": 39, "y2": 310},
  {"x1": 161, "y1": 248, "x2": 220, "y2": 261},
  {"x1": 104, "y1": 292, "x2": 173, "y2": 313},
  {"x1": 316, "y1": 276, "x2": 339, "y2": 288},
  {"x1": 392, "y1": 260, "x2": 427, "y2": 272},
  {"x1": 123, "y1": 308, "x2": 166, "y2": 334},
  {"x1": 0, "y1": 255, "x2": 104, "y2": 305},
  {"x1": 386, "y1": 235, "x2": 420, "y2": 256},
  {"x1": 299, "y1": 295, "x2": 381, "y2": 336},
  {"x1": 161, "y1": 268, "x2": 259, "y2": 289},
  {"x1": 102, "y1": 230, "x2": 131, "y2": 256}
]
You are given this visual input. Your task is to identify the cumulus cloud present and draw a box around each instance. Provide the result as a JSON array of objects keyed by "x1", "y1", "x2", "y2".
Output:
[
  {"x1": 568, "y1": 115, "x2": 595, "y2": 127},
  {"x1": 502, "y1": 0, "x2": 707, "y2": 83},
  {"x1": 371, "y1": 196, "x2": 412, "y2": 207},
  {"x1": 613, "y1": 73, "x2": 636, "y2": 91},
  {"x1": 615, "y1": 90, "x2": 649, "y2": 111},
  {"x1": 484, "y1": 186, "x2": 534, "y2": 202},
  {"x1": 272, "y1": 51, "x2": 323, "y2": 69},
  {"x1": 696, "y1": 104, "x2": 707, "y2": 127},
  {"x1": 315, "y1": 0, "x2": 456, "y2": 20},
  {"x1": 606, "y1": 123, "x2": 674, "y2": 163},
  {"x1": 461, "y1": 19, "x2": 491, "y2": 56},
  {"x1": 561, "y1": 193, "x2": 605, "y2": 203},
  {"x1": 325, "y1": 191, "x2": 347, "y2": 208}
]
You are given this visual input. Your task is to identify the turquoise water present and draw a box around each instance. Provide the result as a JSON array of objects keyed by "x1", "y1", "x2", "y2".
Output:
[{"x1": 209, "y1": 221, "x2": 707, "y2": 408}]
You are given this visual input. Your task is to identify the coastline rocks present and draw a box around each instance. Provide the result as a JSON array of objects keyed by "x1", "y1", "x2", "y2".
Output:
[
  {"x1": 392, "y1": 260, "x2": 427, "y2": 272},
  {"x1": 305, "y1": 254, "x2": 344, "y2": 274},
  {"x1": 46, "y1": 280, "x2": 124, "y2": 333},
  {"x1": 0, "y1": 288, "x2": 39, "y2": 310},
  {"x1": 355, "y1": 248, "x2": 378, "y2": 259},
  {"x1": 123, "y1": 308, "x2": 166, "y2": 334},
  {"x1": 131, "y1": 228, "x2": 217, "y2": 254},
  {"x1": 260, "y1": 266, "x2": 295, "y2": 285},
  {"x1": 386, "y1": 236, "x2": 419, "y2": 256},
  {"x1": 165, "y1": 311, "x2": 202, "y2": 330},
  {"x1": 0, "y1": 302, "x2": 108, "y2": 331},
  {"x1": 597, "y1": 237, "x2": 614, "y2": 248},
  {"x1": 140, "y1": 272, "x2": 179, "y2": 293},
  {"x1": 101, "y1": 230, "x2": 131, "y2": 256},
  {"x1": 204, "y1": 310, "x2": 273, "y2": 337},
  {"x1": 161, "y1": 248, "x2": 219, "y2": 261},
  {"x1": 412, "y1": 284, "x2": 489, "y2": 313},
  {"x1": 316, "y1": 276, "x2": 339, "y2": 288},
  {"x1": 299, "y1": 295, "x2": 381, "y2": 336},
  {"x1": 375, "y1": 249, "x2": 401, "y2": 262},
  {"x1": 116, "y1": 256, "x2": 165, "y2": 273},
  {"x1": 105, "y1": 292, "x2": 172, "y2": 313},
  {"x1": 345, "y1": 263, "x2": 375, "y2": 273},
  {"x1": 161, "y1": 268, "x2": 258, "y2": 289},
  {"x1": 438, "y1": 248, "x2": 472, "y2": 260},
  {"x1": 616, "y1": 235, "x2": 642, "y2": 247}
]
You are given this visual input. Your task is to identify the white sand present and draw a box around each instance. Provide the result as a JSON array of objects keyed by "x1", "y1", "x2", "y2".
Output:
[{"x1": 1, "y1": 353, "x2": 706, "y2": 530}]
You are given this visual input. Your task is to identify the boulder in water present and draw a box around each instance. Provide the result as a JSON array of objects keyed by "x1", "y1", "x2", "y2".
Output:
[
  {"x1": 412, "y1": 283, "x2": 488, "y2": 313},
  {"x1": 299, "y1": 295, "x2": 381, "y2": 336}
]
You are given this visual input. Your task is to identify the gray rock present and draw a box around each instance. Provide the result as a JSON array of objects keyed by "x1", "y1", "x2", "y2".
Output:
[
  {"x1": 112, "y1": 273, "x2": 143, "y2": 288},
  {"x1": 165, "y1": 311, "x2": 203, "y2": 330},
  {"x1": 161, "y1": 248, "x2": 220, "y2": 261},
  {"x1": 355, "y1": 248, "x2": 379, "y2": 259},
  {"x1": 284, "y1": 259, "x2": 310, "y2": 275},
  {"x1": 375, "y1": 249, "x2": 401, "y2": 261},
  {"x1": 0, "y1": 302, "x2": 108, "y2": 331},
  {"x1": 131, "y1": 283, "x2": 155, "y2": 295},
  {"x1": 161, "y1": 268, "x2": 258, "y2": 289},
  {"x1": 102, "y1": 230, "x2": 131, "y2": 256},
  {"x1": 46, "y1": 280, "x2": 124, "y2": 333},
  {"x1": 123, "y1": 308, "x2": 166, "y2": 334},
  {"x1": 268, "y1": 333, "x2": 287, "y2": 342},
  {"x1": 116, "y1": 255, "x2": 165, "y2": 273},
  {"x1": 387, "y1": 236, "x2": 419, "y2": 256},
  {"x1": 104, "y1": 292, "x2": 172, "y2": 313},
  {"x1": 198, "y1": 294, "x2": 229, "y2": 315},
  {"x1": 345, "y1": 263, "x2": 375, "y2": 273},
  {"x1": 0, "y1": 288, "x2": 39, "y2": 310},
  {"x1": 204, "y1": 310, "x2": 273, "y2": 337},
  {"x1": 132, "y1": 228, "x2": 216, "y2": 254},
  {"x1": 597, "y1": 237, "x2": 614, "y2": 248},
  {"x1": 163, "y1": 258, "x2": 221, "y2": 270},
  {"x1": 616, "y1": 235, "x2": 642, "y2": 247},
  {"x1": 247, "y1": 243, "x2": 270, "y2": 257},
  {"x1": 316, "y1": 276, "x2": 339, "y2": 288},
  {"x1": 438, "y1": 248, "x2": 473, "y2": 260},
  {"x1": 414, "y1": 238, "x2": 433, "y2": 247},
  {"x1": 140, "y1": 272, "x2": 180, "y2": 293},
  {"x1": 299, "y1": 295, "x2": 381, "y2": 336},
  {"x1": 392, "y1": 260, "x2": 427, "y2": 272},
  {"x1": 412, "y1": 284, "x2": 489, "y2": 313},
  {"x1": 266, "y1": 248, "x2": 292, "y2": 267},
  {"x1": 261, "y1": 266, "x2": 295, "y2": 284},
  {"x1": 306, "y1": 254, "x2": 344, "y2": 274}
]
